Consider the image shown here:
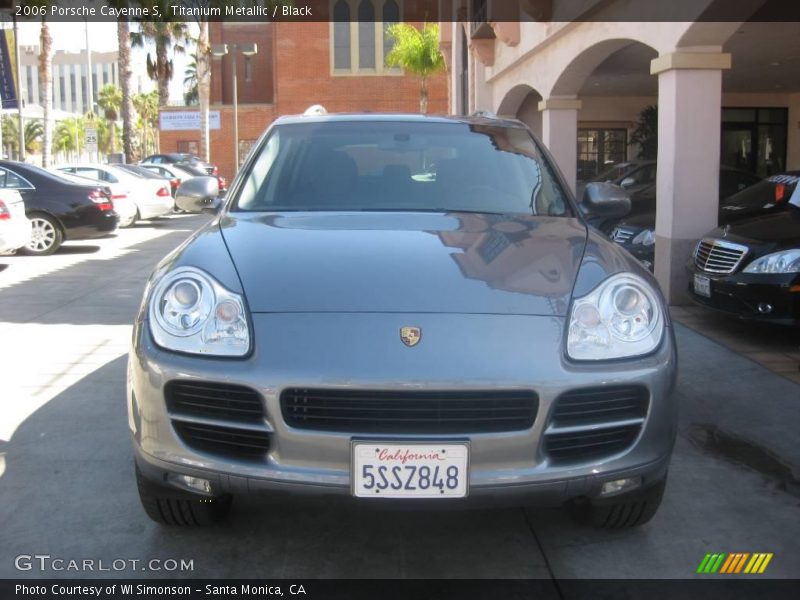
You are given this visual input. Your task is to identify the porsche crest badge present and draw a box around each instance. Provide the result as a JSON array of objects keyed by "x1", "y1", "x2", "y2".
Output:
[{"x1": 400, "y1": 326, "x2": 422, "y2": 347}]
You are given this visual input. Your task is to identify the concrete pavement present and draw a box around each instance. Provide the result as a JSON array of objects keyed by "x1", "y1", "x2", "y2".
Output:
[{"x1": 0, "y1": 215, "x2": 798, "y2": 580}]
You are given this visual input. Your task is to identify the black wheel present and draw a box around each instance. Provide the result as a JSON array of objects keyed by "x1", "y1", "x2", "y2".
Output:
[
  {"x1": 135, "y1": 465, "x2": 232, "y2": 526},
  {"x1": 569, "y1": 476, "x2": 666, "y2": 529},
  {"x1": 22, "y1": 213, "x2": 63, "y2": 255}
]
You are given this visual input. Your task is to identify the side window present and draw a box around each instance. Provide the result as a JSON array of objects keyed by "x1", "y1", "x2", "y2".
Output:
[
  {"x1": 104, "y1": 171, "x2": 119, "y2": 183},
  {"x1": 0, "y1": 168, "x2": 34, "y2": 189}
]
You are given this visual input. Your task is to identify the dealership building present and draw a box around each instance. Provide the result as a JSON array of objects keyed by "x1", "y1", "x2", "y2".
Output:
[{"x1": 440, "y1": 0, "x2": 800, "y2": 302}]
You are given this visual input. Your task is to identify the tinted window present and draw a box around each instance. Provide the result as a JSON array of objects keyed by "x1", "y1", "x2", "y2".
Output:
[
  {"x1": 235, "y1": 121, "x2": 571, "y2": 217},
  {"x1": 0, "y1": 167, "x2": 34, "y2": 189}
]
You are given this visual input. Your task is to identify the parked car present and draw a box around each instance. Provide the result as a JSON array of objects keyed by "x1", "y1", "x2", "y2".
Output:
[
  {"x1": 54, "y1": 163, "x2": 173, "y2": 225},
  {"x1": 686, "y1": 174, "x2": 800, "y2": 325},
  {"x1": 115, "y1": 163, "x2": 180, "y2": 197},
  {"x1": 598, "y1": 166, "x2": 761, "y2": 236},
  {"x1": 0, "y1": 189, "x2": 32, "y2": 253},
  {"x1": 578, "y1": 160, "x2": 657, "y2": 201},
  {"x1": 130, "y1": 113, "x2": 676, "y2": 529},
  {"x1": 0, "y1": 160, "x2": 118, "y2": 255},
  {"x1": 50, "y1": 169, "x2": 138, "y2": 228},
  {"x1": 140, "y1": 153, "x2": 218, "y2": 176},
  {"x1": 613, "y1": 172, "x2": 789, "y2": 270},
  {"x1": 140, "y1": 162, "x2": 227, "y2": 196}
]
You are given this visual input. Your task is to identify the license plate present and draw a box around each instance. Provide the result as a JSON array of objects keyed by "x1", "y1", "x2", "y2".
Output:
[
  {"x1": 351, "y1": 442, "x2": 469, "y2": 498},
  {"x1": 693, "y1": 274, "x2": 711, "y2": 298}
]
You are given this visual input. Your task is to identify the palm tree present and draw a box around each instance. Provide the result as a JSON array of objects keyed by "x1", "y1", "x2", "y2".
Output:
[
  {"x1": 117, "y1": 14, "x2": 135, "y2": 163},
  {"x1": 131, "y1": 9, "x2": 188, "y2": 106},
  {"x1": 183, "y1": 55, "x2": 199, "y2": 106},
  {"x1": 97, "y1": 84, "x2": 123, "y2": 154},
  {"x1": 39, "y1": 13, "x2": 53, "y2": 166},
  {"x1": 24, "y1": 120, "x2": 43, "y2": 154},
  {"x1": 53, "y1": 117, "x2": 85, "y2": 160},
  {"x1": 1, "y1": 117, "x2": 43, "y2": 157},
  {"x1": 385, "y1": 23, "x2": 445, "y2": 114},
  {"x1": 133, "y1": 90, "x2": 160, "y2": 155}
]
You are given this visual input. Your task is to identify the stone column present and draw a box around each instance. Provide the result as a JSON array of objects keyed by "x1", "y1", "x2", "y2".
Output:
[
  {"x1": 538, "y1": 97, "x2": 581, "y2": 193},
  {"x1": 651, "y1": 51, "x2": 731, "y2": 304}
]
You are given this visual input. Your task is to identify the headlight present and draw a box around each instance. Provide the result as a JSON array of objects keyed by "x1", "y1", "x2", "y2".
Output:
[
  {"x1": 148, "y1": 266, "x2": 250, "y2": 356},
  {"x1": 742, "y1": 250, "x2": 800, "y2": 274},
  {"x1": 567, "y1": 273, "x2": 664, "y2": 360},
  {"x1": 631, "y1": 229, "x2": 655, "y2": 246}
]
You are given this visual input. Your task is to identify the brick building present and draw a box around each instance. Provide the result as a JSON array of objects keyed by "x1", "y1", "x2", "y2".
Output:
[{"x1": 159, "y1": 17, "x2": 448, "y2": 179}]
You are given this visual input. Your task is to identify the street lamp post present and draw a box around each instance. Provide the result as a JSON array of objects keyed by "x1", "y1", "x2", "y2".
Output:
[{"x1": 210, "y1": 42, "x2": 258, "y2": 174}]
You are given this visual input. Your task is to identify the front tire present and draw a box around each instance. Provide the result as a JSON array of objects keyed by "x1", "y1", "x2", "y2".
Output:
[
  {"x1": 23, "y1": 214, "x2": 63, "y2": 255},
  {"x1": 569, "y1": 476, "x2": 666, "y2": 529},
  {"x1": 135, "y1": 465, "x2": 232, "y2": 526}
]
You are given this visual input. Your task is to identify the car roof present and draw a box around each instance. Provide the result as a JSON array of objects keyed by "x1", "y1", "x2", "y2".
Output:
[{"x1": 272, "y1": 112, "x2": 528, "y2": 128}]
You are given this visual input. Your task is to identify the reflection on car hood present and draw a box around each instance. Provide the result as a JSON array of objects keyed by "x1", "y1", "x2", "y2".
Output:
[
  {"x1": 220, "y1": 212, "x2": 588, "y2": 316},
  {"x1": 706, "y1": 210, "x2": 800, "y2": 250}
]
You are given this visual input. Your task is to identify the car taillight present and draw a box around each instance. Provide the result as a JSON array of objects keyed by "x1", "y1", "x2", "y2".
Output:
[
  {"x1": 170, "y1": 178, "x2": 180, "y2": 189},
  {"x1": 88, "y1": 190, "x2": 114, "y2": 212},
  {"x1": 156, "y1": 186, "x2": 171, "y2": 197},
  {"x1": 0, "y1": 200, "x2": 9, "y2": 220},
  {"x1": 211, "y1": 166, "x2": 218, "y2": 176},
  {"x1": 775, "y1": 183, "x2": 786, "y2": 202},
  {"x1": 217, "y1": 176, "x2": 227, "y2": 189}
]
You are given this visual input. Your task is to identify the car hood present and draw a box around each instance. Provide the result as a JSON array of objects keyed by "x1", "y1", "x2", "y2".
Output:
[
  {"x1": 706, "y1": 209, "x2": 800, "y2": 251},
  {"x1": 219, "y1": 212, "x2": 588, "y2": 316}
]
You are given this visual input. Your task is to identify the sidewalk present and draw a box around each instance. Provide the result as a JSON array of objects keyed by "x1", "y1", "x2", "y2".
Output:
[{"x1": 670, "y1": 305, "x2": 800, "y2": 386}]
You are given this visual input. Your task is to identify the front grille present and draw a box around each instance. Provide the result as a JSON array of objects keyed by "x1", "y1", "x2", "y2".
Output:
[
  {"x1": 281, "y1": 388, "x2": 538, "y2": 434},
  {"x1": 545, "y1": 425, "x2": 641, "y2": 462},
  {"x1": 173, "y1": 422, "x2": 270, "y2": 457},
  {"x1": 694, "y1": 238, "x2": 748, "y2": 274},
  {"x1": 550, "y1": 386, "x2": 648, "y2": 427},
  {"x1": 165, "y1": 381, "x2": 264, "y2": 423},
  {"x1": 611, "y1": 227, "x2": 635, "y2": 244}
]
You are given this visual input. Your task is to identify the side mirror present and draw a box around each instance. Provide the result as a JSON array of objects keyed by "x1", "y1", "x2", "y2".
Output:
[
  {"x1": 619, "y1": 176, "x2": 636, "y2": 189},
  {"x1": 580, "y1": 182, "x2": 631, "y2": 220},
  {"x1": 175, "y1": 176, "x2": 220, "y2": 214}
]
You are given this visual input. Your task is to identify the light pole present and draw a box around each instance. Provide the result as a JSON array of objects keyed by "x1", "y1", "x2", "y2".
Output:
[{"x1": 210, "y1": 42, "x2": 257, "y2": 174}]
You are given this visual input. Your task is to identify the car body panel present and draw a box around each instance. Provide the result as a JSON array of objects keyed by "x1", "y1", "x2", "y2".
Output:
[{"x1": 0, "y1": 189, "x2": 32, "y2": 252}]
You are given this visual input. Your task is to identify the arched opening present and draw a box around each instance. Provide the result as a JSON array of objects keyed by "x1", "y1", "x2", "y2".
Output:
[{"x1": 497, "y1": 84, "x2": 543, "y2": 138}]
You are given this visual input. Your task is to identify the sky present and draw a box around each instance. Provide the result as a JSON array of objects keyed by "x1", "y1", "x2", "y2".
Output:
[{"x1": 11, "y1": 20, "x2": 197, "y2": 104}]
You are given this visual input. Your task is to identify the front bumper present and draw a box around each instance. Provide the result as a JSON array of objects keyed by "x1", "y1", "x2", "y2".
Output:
[
  {"x1": 129, "y1": 313, "x2": 678, "y2": 506},
  {"x1": 686, "y1": 265, "x2": 800, "y2": 325}
]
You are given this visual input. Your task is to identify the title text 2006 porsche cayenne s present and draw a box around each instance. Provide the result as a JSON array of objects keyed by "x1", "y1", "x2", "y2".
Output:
[{"x1": 129, "y1": 114, "x2": 677, "y2": 529}]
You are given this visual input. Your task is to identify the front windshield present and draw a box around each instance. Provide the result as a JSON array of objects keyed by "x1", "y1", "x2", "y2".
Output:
[
  {"x1": 720, "y1": 174, "x2": 799, "y2": 214},
  {"x1": 235, "y1": 120, "x2": 572, "y2": 216}
]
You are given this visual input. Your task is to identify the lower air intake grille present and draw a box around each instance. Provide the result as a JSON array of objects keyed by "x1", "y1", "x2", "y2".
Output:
[
  {"x1": 545, "y1": 425, "x2": 641, "y2": 463},
  {"x1": 165, "y1": 381, "x2": 264, "y2": 423},
  {"x1": 551, "y1": 386, "x2": 649, "y2": 427},
  {"x1": 173, "y1": 422, "x2": 270, "y2": 457},
  {"x1": 281, "y1": 388, "x2": 538, "y2": 434}
]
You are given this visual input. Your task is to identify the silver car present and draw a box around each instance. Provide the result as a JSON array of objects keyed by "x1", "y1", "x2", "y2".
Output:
[{"x1": 129, "y1": 114, "x2": 677, "y2": 529}]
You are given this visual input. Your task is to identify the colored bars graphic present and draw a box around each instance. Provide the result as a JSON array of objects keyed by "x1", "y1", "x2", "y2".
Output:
[{"x1": 697, "y1": 553, "x2": 773, "y2": 574}]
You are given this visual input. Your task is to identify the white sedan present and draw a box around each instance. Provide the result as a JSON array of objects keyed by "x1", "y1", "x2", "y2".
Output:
[
  {"x1": 54, "y1": 164, "x2": 173, "y2": 225},
  {"x1": 0, "y1": 189, "x2": 31, "y2": 253}
]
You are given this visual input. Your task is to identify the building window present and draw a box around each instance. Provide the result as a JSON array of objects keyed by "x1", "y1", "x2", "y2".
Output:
[
  {"x1": 577, "y1": 128, "x2": 628, "y2": 182},
  {"x1": 26, "y1": 65, "x2": 34, "y2": 105},
  {"x1": 177, "y1": 140, "x2": 200, "y2": 155},
  {"x1": 331, "y1": 0, "x2": 402, "y2": 74},
  {"x1": 382, "y1": 0, "x2": 399, "y2": 66},
  {"x1": 721, "y1": 107, "x2": 787, "y2": 178},
  {"x1": 333, "y1": 0, "x2": 351, "y2": 70},
  {"x1": 59, "y1": 65, "x2": 66, "y2": 107},
  {"x1": 70, "y1": 67, "x2": 77, "y2": 110},
  {"x1": 244, "y1": 56, "x2": 253, "y2": 82}
]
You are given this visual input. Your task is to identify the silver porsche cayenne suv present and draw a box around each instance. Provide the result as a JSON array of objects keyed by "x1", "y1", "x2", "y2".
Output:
[{"x1": 128, "y1": 113, "x2": 677, "y2": 528}]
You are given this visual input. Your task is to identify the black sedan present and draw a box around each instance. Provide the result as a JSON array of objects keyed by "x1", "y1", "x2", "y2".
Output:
[
  {"x1": 686, "y1": 184, "x2": 800, "y2": 325},
  {"x1": 610, "y1": 167, "x2": 768, "y2": 268},
  {"x1": 0, "y1": 161, "x2": 119, "y2": 255}
]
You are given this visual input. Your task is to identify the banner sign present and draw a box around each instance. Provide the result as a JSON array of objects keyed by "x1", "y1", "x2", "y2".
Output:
[
  {"x1": 0, "y1": 29, "x2": 20, "y2": 110},
  {"x1": 159, "y1": 111, "x2": 221, "y2": 131}
]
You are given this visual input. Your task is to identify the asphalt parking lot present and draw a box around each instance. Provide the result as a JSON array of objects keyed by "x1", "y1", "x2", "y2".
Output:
[{"x1": 1, "y1": 214, "x2": 798, "y2": 580}]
